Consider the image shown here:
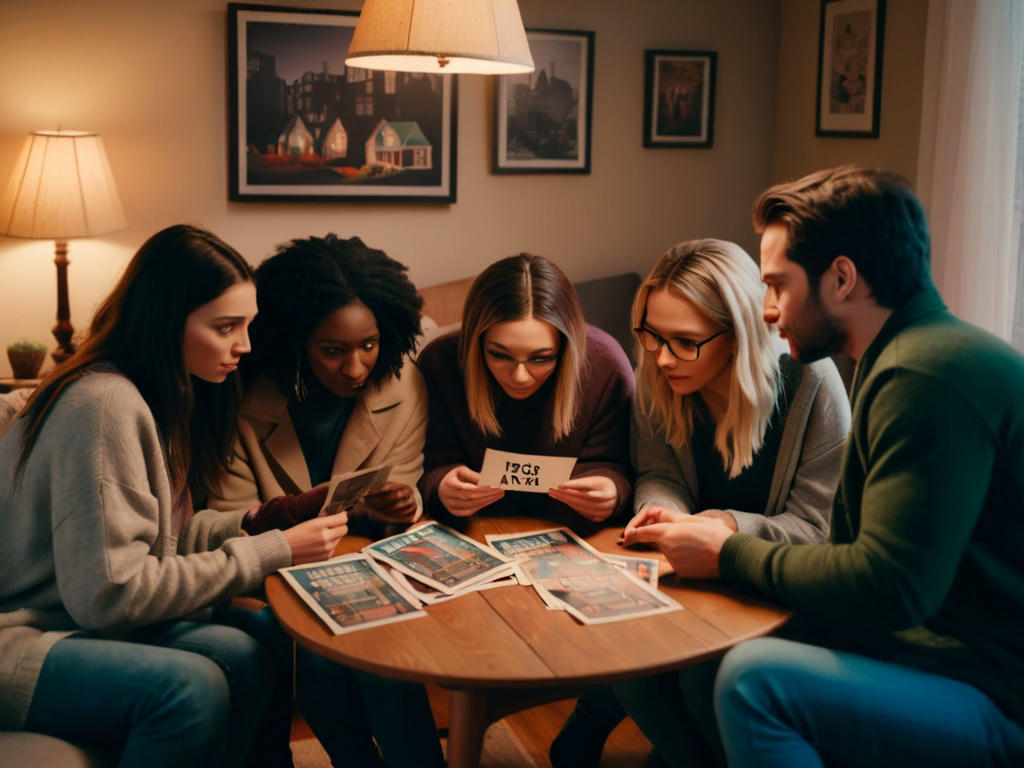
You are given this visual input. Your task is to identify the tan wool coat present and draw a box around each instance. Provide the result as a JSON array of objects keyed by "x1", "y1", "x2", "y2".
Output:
[{"x1": 209, "y1": 357, "x2": 428, "y2": 519}]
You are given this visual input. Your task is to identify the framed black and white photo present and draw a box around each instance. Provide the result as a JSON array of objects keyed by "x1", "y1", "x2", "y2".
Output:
[
  {"x1": 493, "y1": 29, "x2": 594, "y2": 174},
  {"x1": 643, "y1": 50, "x2": 717, "y2": 148},
  {"x1": 815, "y1": 0, "x2": 886, "y2": 137},
  {"x1": 228, "y1": 3, "x2": 457, "y2": 202}
]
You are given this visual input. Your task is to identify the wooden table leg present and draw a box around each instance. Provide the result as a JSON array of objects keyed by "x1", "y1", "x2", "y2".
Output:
[{"x1": 447, "y1": 689, "x2": 488, "y2": 768}]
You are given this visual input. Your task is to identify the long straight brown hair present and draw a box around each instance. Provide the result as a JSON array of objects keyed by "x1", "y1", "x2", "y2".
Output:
[
  {"x1": 458, "y1": 253, "x2": 586, "y2": 442},
  {"x1": 13, "y1": 224, "x2": 253, "y2": 504}
]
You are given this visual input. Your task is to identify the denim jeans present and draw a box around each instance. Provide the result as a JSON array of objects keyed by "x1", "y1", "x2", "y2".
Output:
[
  {"x1": 25, "y1": 619, "x2": 275, "y2": 768},
  {"x1": 714, "y1": 637, "x2": 1024, "y2": 768}
]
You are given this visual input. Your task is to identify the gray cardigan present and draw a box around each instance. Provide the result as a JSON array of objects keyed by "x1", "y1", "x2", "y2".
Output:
[
  {"x1": 631, "y1": 356, "x2": 850, "y2": 543},
  {"x1": 0, "y1": 372, "x2": 291, "y2": 729}
]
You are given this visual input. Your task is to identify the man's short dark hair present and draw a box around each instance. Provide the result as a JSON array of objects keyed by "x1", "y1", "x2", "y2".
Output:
[{"x1": 752, "y1": 165, "x2": 931, "y2": 308}]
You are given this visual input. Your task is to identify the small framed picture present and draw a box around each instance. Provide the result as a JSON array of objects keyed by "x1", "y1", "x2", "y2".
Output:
[
  {"x1": 228, "y1": 3, "x2": 457, "y2": 202},
  {"x1": 643, "y1": 50, "x2": 717, "y2": 149},
  {"x1": 493, "y1": 29, "x2": 594, "y2": 174},
  {"x1": 815, "y1": 0, "x2": 886, "y2": 137}
]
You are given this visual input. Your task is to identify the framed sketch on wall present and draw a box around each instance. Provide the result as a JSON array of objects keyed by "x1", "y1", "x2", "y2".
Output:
[
  {"x1": 493, "y1": 29, "x2": 594, "y2": 174},
  {"x1": 643, "y1": 50, "x2": 717, "y2": 148},
  {"x1": 815, "y1": 0, "x2": 886, "y2": 137},
  {"x1": 228, "y1": 3, "x2": 457, "y2": 202}
]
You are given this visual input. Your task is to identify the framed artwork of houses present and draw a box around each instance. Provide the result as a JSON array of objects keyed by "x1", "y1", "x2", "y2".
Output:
[
  {"x1": 493, "y1": 29, "x2": 594, "y2": 174},
  {"x1": 228, "y1": 3, "x2": 457, "y2": 202},
  {"x1": 815, "y1": 0, "x2": 886, "y2": 137},
  {"x1": 643, "y1": 49, "x2": 717, "y2": 148}
]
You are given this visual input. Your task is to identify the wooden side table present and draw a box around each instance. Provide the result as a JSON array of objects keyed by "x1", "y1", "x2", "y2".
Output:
[{"x1": 0, "y1": 377, "x2": 41, "y2": 393}]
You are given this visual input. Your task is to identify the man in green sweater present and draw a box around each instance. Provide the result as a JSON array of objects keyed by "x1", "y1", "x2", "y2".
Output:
[{"x1": 623, "y1": 165, "x2": 1024, "y2": 766}]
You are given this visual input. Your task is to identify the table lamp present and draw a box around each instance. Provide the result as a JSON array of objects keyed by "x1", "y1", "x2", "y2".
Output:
[
  {"x1": 0, "y1": 130, "x2": 127, "y2": 364},
  {"x1": 346, "y1": 0, "x2": 534, "y2": 74}
]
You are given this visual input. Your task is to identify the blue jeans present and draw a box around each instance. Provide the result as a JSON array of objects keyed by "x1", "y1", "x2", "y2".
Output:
[
  {"x1": 25, "y1": 619, "x2": 275, "y2": 768},
  {"x1": 714, "y1": 637, "x2": 1024, "y2": 768}
]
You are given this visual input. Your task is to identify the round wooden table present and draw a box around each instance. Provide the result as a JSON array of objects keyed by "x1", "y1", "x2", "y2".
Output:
[{"x1": 266, "y1": 515, "x2": 791, "y2": 768}]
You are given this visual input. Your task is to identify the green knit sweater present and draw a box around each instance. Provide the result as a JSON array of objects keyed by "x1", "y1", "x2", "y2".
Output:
[{"x1": 721, "y1": 285, "x2": 1024, "y2": 724}]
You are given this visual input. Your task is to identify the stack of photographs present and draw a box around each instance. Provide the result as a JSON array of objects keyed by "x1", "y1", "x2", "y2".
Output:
[
  {"x1": 280, "y1": 523, "x2": 677, "y2": 633},
  {"x1": 363, "y1": 521, "x2": 517, "y2": 595},
  {"x1": 486, "y1": 528, "x2": 679, "y2": 625},
  {"x1": 279, "y1": 521, "x2": 517, "y2": 633}
]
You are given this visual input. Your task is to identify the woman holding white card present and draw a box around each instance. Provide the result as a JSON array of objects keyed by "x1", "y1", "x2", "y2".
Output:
[
  {"x1": 417, "y1": 253, "x2": 634, "y2": 525},
  {"x1": 208, "y1": 233, "x2": 428, "y2": 531}
]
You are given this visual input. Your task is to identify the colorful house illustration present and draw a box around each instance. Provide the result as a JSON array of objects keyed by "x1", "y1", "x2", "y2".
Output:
[
  {"x1": 365, "y1": 119, "x2": 432, "y2": 169},
  {"x1": 276, "y1": 114, "x2": 315, "y2": 156},
  {"x1": 319, "y1": 116, "x2": 348, "y2": 160}
]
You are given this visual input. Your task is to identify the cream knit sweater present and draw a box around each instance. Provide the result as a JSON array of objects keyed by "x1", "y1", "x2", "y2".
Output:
[{"x1": 0, "y1": 371, "x2": 291, "y2": 728}]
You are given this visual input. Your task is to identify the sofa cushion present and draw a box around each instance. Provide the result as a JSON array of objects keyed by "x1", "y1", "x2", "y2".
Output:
[
  {"x1": 0, "y1": 732, "x2": 113, "y2": 767},
  {"x1": 574, "y1": 272, "x2": 641, "y2": 362}
]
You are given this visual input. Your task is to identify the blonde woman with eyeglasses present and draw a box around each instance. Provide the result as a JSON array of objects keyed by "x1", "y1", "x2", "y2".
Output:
[
  {"x1": 626, "y1": 238, "x2": 849, "y2": 550},
  {"x1": 559, "y1": 239, "x2": 850, "y2": 768},
  {"x1": 416, "y1": 253, "x2": 634, "y2": 526}
]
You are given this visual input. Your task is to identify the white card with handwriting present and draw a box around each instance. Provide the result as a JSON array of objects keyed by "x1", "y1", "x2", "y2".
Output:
[{"x1": 477, "y1": 449, "x2": 577, "y2": 493}]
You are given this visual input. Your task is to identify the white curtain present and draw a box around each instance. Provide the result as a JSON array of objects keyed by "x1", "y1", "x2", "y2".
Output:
[{"x1": 917, "y1": 0, "x2": 1023, "y2": 341}]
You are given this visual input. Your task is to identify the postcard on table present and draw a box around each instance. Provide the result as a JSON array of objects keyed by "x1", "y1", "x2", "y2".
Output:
[
  {"x1": 278, "y1": 553, "x2": 425, "y2": 635},
  {"x1": 603, "y1": 553, "x2": 661, "y2": 589},
  {"x1": 520, "y1": 552, "x2": 682, "y2": 624},
  {"x1": 476, "y1": 449, "x2": 577, "y2": 493},
  {"x1": 485, "y1": 527, "x2": 609, "y2": 585},
  {"x1": 320, "y1": 463, "x2": 394, "y2": 515},
  {"x1": 363, "y1": 521, "x2": 514, "y2": 595}
]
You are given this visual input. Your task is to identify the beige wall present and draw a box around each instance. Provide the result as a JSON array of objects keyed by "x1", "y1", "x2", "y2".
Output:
[
  {"x1": 0, "y1": 0, "x2": 783, "y2": 377},
  {"x1": 771, "y1": 0, "x2": 928, "y2": 185}
]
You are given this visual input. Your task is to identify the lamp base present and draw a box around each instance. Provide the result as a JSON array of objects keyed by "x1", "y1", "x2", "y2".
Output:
[
  {"x1": 51, "y1": 238, "x2": 76, "y2": 366},
  {"x1": 50, "y1": 344, "x2": 75, "y2": 365}
]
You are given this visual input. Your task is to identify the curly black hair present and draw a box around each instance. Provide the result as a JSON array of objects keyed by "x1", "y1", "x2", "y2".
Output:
[{"x1": 244, "y1": 234, "x2": 422, "y2": 396}]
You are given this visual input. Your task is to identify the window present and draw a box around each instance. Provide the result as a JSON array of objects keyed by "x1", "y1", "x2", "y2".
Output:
[{"x1": 1013, "y1": 48, "x2": 1024, "y2": 353}]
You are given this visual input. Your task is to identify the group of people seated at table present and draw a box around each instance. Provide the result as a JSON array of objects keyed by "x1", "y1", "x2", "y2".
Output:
[{"x1": 1, "y1": 164, "x2": 1021, "y2": 768}]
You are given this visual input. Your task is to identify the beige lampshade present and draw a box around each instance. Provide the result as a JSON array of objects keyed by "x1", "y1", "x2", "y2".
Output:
[
  {"x1": 346, "y1": 0, "x2": 534, "y2": 75},
  {"x1": 0, "y1": 130, "x2": 127, "y2": 239}
]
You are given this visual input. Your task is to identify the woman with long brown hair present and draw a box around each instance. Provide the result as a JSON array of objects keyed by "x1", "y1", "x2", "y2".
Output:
[
  {"x1": 417, "y1": 253, "x2": 634, "y2": 525},
  {"x1": 0, "y1": 225, "x2": 347, "y2": 767}
]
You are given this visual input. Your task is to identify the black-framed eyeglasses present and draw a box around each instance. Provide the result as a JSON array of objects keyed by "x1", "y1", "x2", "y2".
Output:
[{"x1": 632, "y1": 325, "x2": 730, "y2": 361}]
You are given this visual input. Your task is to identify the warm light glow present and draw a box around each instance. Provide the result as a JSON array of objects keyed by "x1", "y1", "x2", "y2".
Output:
[
  {"x1": 346, "y1": 0, "x2": 534, "y2": 75},
  {"x1": 0, "y1": 130, "x2": 127, "y2": 239}
]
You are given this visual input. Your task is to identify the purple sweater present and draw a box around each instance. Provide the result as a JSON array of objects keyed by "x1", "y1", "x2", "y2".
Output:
[{"x1": 417, "y1": 325, "x2": 635, "y2": 525}]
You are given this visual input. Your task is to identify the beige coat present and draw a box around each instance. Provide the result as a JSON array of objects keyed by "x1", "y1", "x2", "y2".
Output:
[{"x1": 209, "y1": 358, "x2": 428, "y2": 519}]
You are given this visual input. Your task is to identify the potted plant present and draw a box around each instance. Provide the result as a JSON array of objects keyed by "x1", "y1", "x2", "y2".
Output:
[{"x1": 6, "y1": 339, "x2": 47, "y2": 379}]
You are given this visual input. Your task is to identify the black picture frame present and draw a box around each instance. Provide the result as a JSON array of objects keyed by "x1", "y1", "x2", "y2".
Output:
[
  {"x1": 228, "y1": 3, "x2": 457, "y2": 202},
  {"x1": 643, "y1": 49, "x2": 717, "y2": 149},
  {"x1": 815, "y1": 0, "x2": 886, "y2": 138},
  {"x1": 492, "y1": 29, "x2": 594, "y2": 174}
]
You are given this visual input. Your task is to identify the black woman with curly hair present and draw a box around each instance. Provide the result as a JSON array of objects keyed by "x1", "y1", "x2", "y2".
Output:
[
  {"x1": 209, "y1": 233, "x2": 427, "y2": 526},
  {"x1": 208, "y1": 233, "x2": 442, "y2": 768}
]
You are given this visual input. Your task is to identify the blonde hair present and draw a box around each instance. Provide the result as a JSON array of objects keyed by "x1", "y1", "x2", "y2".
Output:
[
  {"x1": 458, "y1": 254, "x2": 586, "y2": 442},
  {"x1": 632, "y1": 239, "x2": 780, "y2": 477}
]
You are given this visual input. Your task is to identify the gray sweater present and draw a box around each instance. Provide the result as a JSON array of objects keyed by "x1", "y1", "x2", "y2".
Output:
[
  {"x1": 631, "y1": 356, "x2": 849, "y2": 543},
  {"x1": 0, "y1": 372, "x2": 291, "y2": 728}
]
